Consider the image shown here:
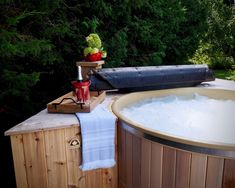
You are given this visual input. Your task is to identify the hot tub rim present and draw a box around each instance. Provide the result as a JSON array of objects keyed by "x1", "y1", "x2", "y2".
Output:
[{"x1": 112, "y1": 87, "x2": 235, "y2": 152}]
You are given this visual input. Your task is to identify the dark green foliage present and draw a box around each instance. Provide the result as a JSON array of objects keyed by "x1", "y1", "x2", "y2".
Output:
[
  {"x1": 190, "y1": 1, "x2": 235, "y2": 70},
  {"x1": 207, "y1": 1, "x2": 235, "y2": 66},
  {"x1": 3, "y1": 0, "x2": 233, "y2": 128},
  {"x1": 96, "y1": 0, "x2": 209, "y2": 66},
  {"x1": 0, "y1": 0, "x2": 210, "y2": 126}
]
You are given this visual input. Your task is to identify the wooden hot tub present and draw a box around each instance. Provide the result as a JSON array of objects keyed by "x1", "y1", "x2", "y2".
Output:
[{"x1": 112, "y1": 88, "x2": 235, "y2": 188}]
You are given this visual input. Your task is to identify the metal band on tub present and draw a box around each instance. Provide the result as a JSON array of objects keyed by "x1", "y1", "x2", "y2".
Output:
[{"x1": 120, "y1": 121, "x2": 235, "y2": 159}]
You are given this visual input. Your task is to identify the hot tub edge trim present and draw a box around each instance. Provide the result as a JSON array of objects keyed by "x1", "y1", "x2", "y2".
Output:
[
  {"x1": 112, "y1": 88, "x2": 235, "y2": 158},
  {"x1": 120, "y1": 121, "x2": 235, "y2": 159}
]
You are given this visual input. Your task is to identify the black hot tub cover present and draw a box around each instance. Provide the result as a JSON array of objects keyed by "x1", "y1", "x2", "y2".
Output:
[{"x1": 90, "y1": 64, "x2": 215, "y2": 92}]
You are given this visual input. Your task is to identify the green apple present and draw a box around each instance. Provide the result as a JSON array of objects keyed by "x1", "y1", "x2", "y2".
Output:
[
  {"x1": 101, "y1": 50, "x2": 107, "y2": 58},
  {"x1": 90, "y1": 48, "x2": 99, "y2": 55},
  {"x1": 83, "y1": 47, "x2": 92, "y2": 56}
]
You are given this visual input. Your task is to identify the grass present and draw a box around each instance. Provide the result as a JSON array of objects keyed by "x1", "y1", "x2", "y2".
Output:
[{"x1": 213, "y1": 70, "x2": 235, "y2": 81}]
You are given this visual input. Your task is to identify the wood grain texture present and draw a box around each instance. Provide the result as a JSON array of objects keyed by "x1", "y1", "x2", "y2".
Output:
[
  {"x1": 86, "y1": 169, "x2": 103, "y2": 188},
  {"x1": 126, "y1": 131, "x2": 133, "y2": 188},
  {"x1": 132, "y1": 136, "x2": 141, "y2": 188},
  {"x1": 206, "y1": 156, "x2": 224, "y2": 188},
  {"x1": 47, "y1": 91, "x2": 106, "y2": 113},
  {"x1": 113, "y1": 124, "x2": 118, "y2": 188},
  {"x1": 119, "y1": 127, "x2": 126, "y2": 188},
  {"x1": 76, "y1": 60, "x2": 105, "y2": 67},
  {"x1": 23, "y1": 132, "x2": 48, "y2": 188},
  {"x1": 222, "y1": 159, "x2": 235, "y2": 188},
  {"x1": 190, "y1": 153, "x2": 207, "y2": 188},
  {"x1": 44, "y1": 129, "x2": 68, "y2": 188},
  {"x1": 76, "y1": 60, "x2": 105, "y2": 80},
  {"x1": 10, "y1": 135, "x2": 28, "y2": 188},
  {"x1": 102, "y1": 167, "x2": 116, "y2": 188},
  {"x1": 175, "y1": 150, "x2": 191, "y2": 188},
  {"x1": 4, "y1": 109, "x2": 79, "y2": 136},
  {"x1": 141, "y1": 139, "x2": 151, "y2": 188},
  {"x1": 102, "y1": 124, "x2": 118, "y2": 188},
  {"x1": 65, "y1": 127, "x2": 84, "y2": 188},
  {"x1": 7, "y1": 90, "x2": 119, "y2": 188},
  {"x1": 150, "y1": 142, "x2": 163, "y2": 188},
  {"x1": 162, "y1": 146, "x2": 176, "y2": 188},
  {"x1": 119, "y1": 181, "x2": 127, "y2": 188}
]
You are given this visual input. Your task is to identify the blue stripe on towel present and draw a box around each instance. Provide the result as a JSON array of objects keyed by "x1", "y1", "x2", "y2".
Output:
[{"x1": 76, "y1": 104, "x2": 116, "y2": 171}]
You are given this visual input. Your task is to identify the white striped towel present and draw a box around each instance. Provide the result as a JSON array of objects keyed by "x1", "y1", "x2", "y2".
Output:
[{"x1": 76, "y1": 104, "x2": 116, "y2": 171}]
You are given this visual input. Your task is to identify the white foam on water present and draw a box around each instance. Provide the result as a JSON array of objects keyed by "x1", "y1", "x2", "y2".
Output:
[{"x1": 121, "y1": 94, "x2": 235, "y2": 144}]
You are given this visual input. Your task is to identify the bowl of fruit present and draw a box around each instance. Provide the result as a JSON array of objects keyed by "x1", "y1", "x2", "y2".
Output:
[{"x1": 83, "y1": 33, "x2": 107, "y2": 62}]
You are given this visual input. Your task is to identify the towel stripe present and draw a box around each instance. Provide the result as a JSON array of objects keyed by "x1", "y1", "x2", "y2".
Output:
[{"x1": 76, "y1": 104, "x2": 116, "y2": 171}]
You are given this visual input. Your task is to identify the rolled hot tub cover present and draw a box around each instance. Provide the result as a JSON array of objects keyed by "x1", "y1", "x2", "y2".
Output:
[{"x1": 90, "y1": 64, "x2": 215, "y2": 92}]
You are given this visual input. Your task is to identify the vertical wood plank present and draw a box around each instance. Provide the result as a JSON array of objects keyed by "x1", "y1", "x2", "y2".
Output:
[
  {"x1": 150, "y1": 142, "x2": 163, "y2": 188},
  {"x1": 126, "y1": 131, "x2": 133, "y2": 188},
  {"x1": 206, "y1": 156, "x2": 224, "y2": 188},
  {"x1": 190, "y1": 153, "x2": 207, "y2": 188},
  {"x1": 44, "y1": 129, "x2": 67, "y2": 188},
  {"x1": 86, "y1": 169, "x2": 102, "y2": 188},
  {"x1": 175, "y1": 150, "x2": 191, "y2": 188},
  {"x1": 65, "y1": 127, "x2": 85, "y2": 188},
  {"x1": 102, "y1": 122, "x2": 118, "y2": 188},
  {"x1": 23, "y1": 132, "x2": 48, "y2": 188},
  {"x1": 102, "y1": 168, "x2": 113, "y2": 188},
  {"x1": 103, "y1": 123, "x2": 117, "y2": 188},
  {"x1": 119, "y1": 181, "x2": 127, "y2": 188},
  {"x1": 10, "y1": 135, "x2": 28, "y2": 188},
  {"x1": 102, "y1": 167, "x2": 117, "y2": 188},
  {"x1": 119, "y1": 126, "x2": 126, "y2": 188},
  {"x1": 113, "y1": 136, "x2": 118, "y2": 188},
  {"x1": 222, "y1": 159, "x2": 235, "y2": 188},
  {"x1": 113, "y1": 121, "x2": 118, "y2": 188},
  {"x1": 162, "y1": 146, "x2": 176, "y2": 188},
  {"x1": 132, "y1": 136, "x2": 141, "y2": 188},
  {"x1": 141, "y1": 139, "x2": 151, "y2": 188}
]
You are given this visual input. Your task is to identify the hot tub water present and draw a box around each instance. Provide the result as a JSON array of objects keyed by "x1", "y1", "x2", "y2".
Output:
[{"x1": 121, "y1": 93, "x2": 235, "y2": 144}]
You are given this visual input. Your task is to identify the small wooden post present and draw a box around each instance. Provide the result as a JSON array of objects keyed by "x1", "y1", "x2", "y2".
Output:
[{"x1": 76, "y1": 60, "x2": 105, "y2": 81}]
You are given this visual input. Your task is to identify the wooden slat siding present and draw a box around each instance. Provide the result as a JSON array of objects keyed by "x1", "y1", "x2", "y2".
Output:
[
  {"x1": 10, "y1": 135, "x2": 28, "y2": 188},
  {"x1": 112, "y1": 135, "x2": 118, "y2": 188},
  {"x1": 141, "y1": 139, "x2": 151, "y2": 188},
  {"x1": 150, "y1": 142, "x2": 163, "y2": 188},
  {"x1": 132, "y1": 136, "x2": 141, "y2": 188},
  {"x1": 190, "y1": 153, "x2": 207, "y2": 188},
  {"x1": 44, "y1": 129, "x2": 68, "y2": 188},
  {"x1": 126, "y1": 131, "x2": 133, "y2": 188},
  {"x1": 114, "y1": 148, "x2": 118, "y2": 188},
  {"x1": 86, "y1": 169, "x2": 103, "y2": 188},
  {"x1": 102, "y1": 122, "x2": 117, "y2": 188},
  {"x1": 162, "y1": 146, "x2": 176, "y2": 188},
  {"x1": 102, "y1": 161, "x2": 118, "y2": 188},
  {"x1": 114, "y1": 122, "x2": 118, "y2": 188},
  {"x1": 119, "y1": 127, "x2": 126, "y2": 187},
  {"x1": 117, "y1": 124, "x2": 126, "y2": 188},
  {"x1": 206, "y1": 156, "x2": 224, "y2": 188},
  {"x1": 65, "y1": 127, "x2": 84, "y2": 188},
  {"x1": 222, "y1": 159, "x2": 235, "y2": 188},
  {"x1": 175, "y1": 150, "x2": 191, "y2": 188},
  {"x1": 119, "y1": 181, "x2": 127, "y2": 188},
  {"x1": 117, "y1": 123, "x2": 122, "y2": 188},
  {"x1": 23, "y1": 132, "x2": 48, "y2": 188},
  {"x1": 102, "y1": 168, "x2": 114, "y2": 188}
]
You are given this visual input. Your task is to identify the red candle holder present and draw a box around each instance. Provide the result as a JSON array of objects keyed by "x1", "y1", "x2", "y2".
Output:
[
  {"x1": 85, "y1": 52, "x2": 102, "y2": 62},
  {"x1": 72, "y1": 80, "x2": 91, "y2": 103}
]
